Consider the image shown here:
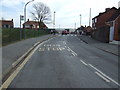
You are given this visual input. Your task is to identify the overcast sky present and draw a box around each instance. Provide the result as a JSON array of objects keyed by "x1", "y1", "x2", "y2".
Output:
[{"x1": 0, "y1": 0, "x2": 119, "y2": 29}]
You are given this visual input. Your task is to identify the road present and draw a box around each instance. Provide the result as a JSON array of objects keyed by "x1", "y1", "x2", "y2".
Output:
[{"x1": 7, "y1": 34, "x2": 119, "y2": 88}]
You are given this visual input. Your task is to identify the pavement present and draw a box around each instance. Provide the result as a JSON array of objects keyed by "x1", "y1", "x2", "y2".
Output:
[
  {"x1": 77, "y1": 35, "x2": 119, "y2": 56},
  {"x1": 2, "y1": 34, "x2": 55, "y2": 77}
]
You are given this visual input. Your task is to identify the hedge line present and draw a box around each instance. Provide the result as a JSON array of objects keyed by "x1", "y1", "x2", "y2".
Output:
[{"x1": 1, "y1": 28, "x2": 50, "y2": 46}]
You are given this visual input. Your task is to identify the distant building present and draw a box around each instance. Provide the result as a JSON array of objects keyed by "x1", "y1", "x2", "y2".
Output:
[
  {"x1": 0, "y1": 19, "x2": 14, "y2": 28},
  {"x1": 92, "y1": 7, "x2": 117, "y2": 30},
  {"x1": 85, "y1": 26, "x2": 92, "y2": 35},
  {"x1": 23, "y1": 19, "x2": 48, "y2": 30}
]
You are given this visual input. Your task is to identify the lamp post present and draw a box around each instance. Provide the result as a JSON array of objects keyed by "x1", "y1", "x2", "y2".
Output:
[
  {"x1": 24, "y1": 0, "x2": 34, "y2": 39},
  {"x1": 80, "y1": 14, "x2": 82, "y2": 28},
  {"x1": 89, "y1": 8, "x2": 91, "y2": 26},
  {"x1": 53, "y1": 11, "x2": 56, "y2": 29}
]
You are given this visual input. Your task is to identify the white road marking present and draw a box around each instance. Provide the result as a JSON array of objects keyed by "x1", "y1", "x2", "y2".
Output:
[
  {"x1": 57, "y1": 48, "x2": 59, "y2": 51},
  {"x1": 67, "y1": 47, "x2": 77, "y2": 56},
  {"x1": 80, "y1": 60, "x2": 88, "y2": 66},
  {"x1": 48, "y1": 48, "x2": 50, "y2": 51},
  {"x1": 53, "y1": 48, "x2": 55, "y2": 51},
  {"x1": 95, "y1": 72, "x2": 110, "y2": 83},
  {"x1": 62, "y1": 47, "x2": 65, "y2": 50},
  {"x1": 59, "y1": 48, "x2": 62, "y2": 51},
  {"x1": 39, "y1": 48, "x2": 41, "y2": 51},
  {"x1": 89, "y1": 64, "x2": 120, "y2": 86},
  {"x1": 44, "y1": 44, "x2": 46, "y2": 46},
  {"x1": 72, "y1": 53, "x2": 76, "y2": 56},
  {"x1": 39, "y1": 48, "x2": 45, "y2": 51},
  {"x1": 67, "y1": 49, "x2": 71, "y2": 51}
]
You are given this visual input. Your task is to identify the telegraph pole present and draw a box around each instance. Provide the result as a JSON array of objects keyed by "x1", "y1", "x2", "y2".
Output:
[
  {"x1": 75, "y1": 23, "x2": 76, "y2": 30},
  {"x1": 53, "y1": 11, "x2": 56, "y2": 29},
  {"x1": 89, "y1": 8, "x2": 91, "y2": 26},
  {"x1": 80, "y1": 14, "x2": 81, "y2": 28}
]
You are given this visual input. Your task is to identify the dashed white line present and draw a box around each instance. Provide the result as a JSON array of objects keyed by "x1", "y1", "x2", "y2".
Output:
[
  {"x1": 80, "y1": 60, "x2": 88, "y2": 66},
  {"x1": 72, "y1": 53, "x2": 76, "y2": 56},
  {"x1": 89, "y1": 64, "x2": 120, "y2": 86},
  {"x1": 95, "y1": 72, "x2": 110, "y2": 83}
]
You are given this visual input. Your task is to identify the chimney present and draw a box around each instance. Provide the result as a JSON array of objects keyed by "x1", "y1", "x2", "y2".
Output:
[
  {"x1": 28, "y1": 19, "x2": 29, "y2": 21},
  {"x1": 105, "y1": 8, "x2": 110, "y2": 12},
  {"x1": 11, "y1": 19, "x2": 13, "y2": 21}
]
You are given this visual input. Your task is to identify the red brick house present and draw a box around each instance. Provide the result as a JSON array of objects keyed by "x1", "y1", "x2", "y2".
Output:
[
  {"x1": 91, "y1": 7, "x2": 119, "y2": 42},
  {"x1": 85, "y1": 26, "x2": 92, "y2": 35},
  {"x1": 106, "y1": 8, "x2": 120, "y2": 41},
  {"x1": 92, "y1": 7, "x2": 117, "y2": 30},
  {"x1": 0, "y1": 19, "x2": 14, "y2": 28},
  {"x1": 23, "y1": 19, "x2": 48, "y2": 30}
]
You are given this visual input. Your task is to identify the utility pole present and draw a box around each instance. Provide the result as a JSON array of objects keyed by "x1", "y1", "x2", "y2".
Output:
[
  {"x1": 53, "y1": 11, "x2": 56, "y2": 29},
  {"x1": 80, "y1": 14, "x2": 81, "y2": 28},
  {"x1": 89, "y1": 8, "x2": 91, "y2": 26},
  {"x1": 59, "y1": 25, "x2": 60, "y2": 30},
  {"x1": 75, "y1": 23, "x2": 76, "y2": 30},
  {"x1": 20, "y1": 15, "x2": 24, "y2": 40}
]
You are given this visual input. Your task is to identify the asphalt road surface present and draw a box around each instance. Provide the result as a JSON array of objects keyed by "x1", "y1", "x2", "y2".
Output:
[{"x1": 8, "y1": 34, "x2": 119, "y2": 88}]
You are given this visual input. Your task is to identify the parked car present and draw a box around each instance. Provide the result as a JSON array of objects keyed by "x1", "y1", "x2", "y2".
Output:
[{"x1": 62, "y1": 30, "x2": 69, "y2": 35}]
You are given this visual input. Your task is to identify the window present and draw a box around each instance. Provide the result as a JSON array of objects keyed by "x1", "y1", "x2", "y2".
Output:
[{"x1": 95, "y1": 18, "x2": 97, "y2": 23}]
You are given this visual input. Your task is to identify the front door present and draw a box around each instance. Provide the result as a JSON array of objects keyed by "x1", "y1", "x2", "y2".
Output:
[{"x1": 109, "y1": 26, "x2": 114, "y2": 42}]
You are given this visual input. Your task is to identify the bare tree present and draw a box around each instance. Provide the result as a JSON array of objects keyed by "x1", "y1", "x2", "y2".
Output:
[{"x1": 30, "y1": 2, "x2": 51, "y2": 30}]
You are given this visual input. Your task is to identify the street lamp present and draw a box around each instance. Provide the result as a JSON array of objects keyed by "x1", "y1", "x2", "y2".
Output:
[
  {"x1": 53, "y1": 11, "x2": 56, "y2": 29},
  {"x1": 24, "y1": 0, "x2": 34, "y2": 23},
  {"x1": 80, "y1": 14, "x2": 82, "y2": 28},
  {"x1": 89, "y1": 8, "x2": 91, "y2": 26},
  {"x1": 24, "y1": 0, "x2": 34, "y2": 39}
]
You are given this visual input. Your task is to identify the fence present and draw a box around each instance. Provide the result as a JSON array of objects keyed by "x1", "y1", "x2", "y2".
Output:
[
  {"x1": 2, "y1": 28, "x2": 50, "y2": 46},
  {"x1": 91, "y1": 26, "x2": 110, "y2": 43}
]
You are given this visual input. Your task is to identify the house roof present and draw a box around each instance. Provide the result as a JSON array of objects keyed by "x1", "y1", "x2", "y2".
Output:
[
  {"x1": 106, "y1": 8, "x2": 120, "y2": 22},
  {"x1": 85, "y1": 26, "x2": 92, "y2": 32},
  {"x1": 23, "y1": 21, "x2": 47, "y2": 28},
  {"x1": 0, "y1": 20, "x2": 13, "y2": 26},
  {"x1": 92, "y1": 7, "x2": 117, "y2": 20}
]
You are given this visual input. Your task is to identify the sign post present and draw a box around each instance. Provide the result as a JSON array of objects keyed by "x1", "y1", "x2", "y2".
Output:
[{"x1": 20, "y1": 15, "x2": 24, "y2": 40}]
